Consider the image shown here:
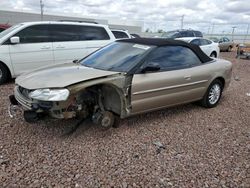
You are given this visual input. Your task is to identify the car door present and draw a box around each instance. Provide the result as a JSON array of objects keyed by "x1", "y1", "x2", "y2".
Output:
[
  {"x1": 8, "y1": 24, "x2": 54, "y2": 76},
  {"x1": 50, "y1": 24, "x2": 87, "y2": 64},
  {"x1": 131, "y1": 46, "x2": 211, "y2": 114}
]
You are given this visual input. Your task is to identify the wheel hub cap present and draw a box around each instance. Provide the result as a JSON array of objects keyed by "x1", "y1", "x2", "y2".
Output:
[{"x1": 208, "y1": 84, "x2": 221, "y2": 105}]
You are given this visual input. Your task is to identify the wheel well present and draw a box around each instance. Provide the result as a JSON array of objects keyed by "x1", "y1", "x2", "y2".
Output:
[
  {"x1": 83, "y1": 84, "x2": 123, "y2": 116},
  {"x1": 211, "y1": 51, "x2": 217, "y2": 57},
  {"x1": 215, "y1": 77, "x2": 225, "y2": 89},
  {"x1": 0, "y1": 61, "x2": 11, "y2": 79}
]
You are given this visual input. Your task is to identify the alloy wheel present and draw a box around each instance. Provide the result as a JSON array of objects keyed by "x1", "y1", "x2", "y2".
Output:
[{"x1": 208, "y1": 84, "x2": 221, "y2": 105}]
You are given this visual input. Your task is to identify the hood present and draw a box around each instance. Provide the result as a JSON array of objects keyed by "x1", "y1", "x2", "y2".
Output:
[{"x1": 16, "y1": 63, "x2": 120, "y2": 90}]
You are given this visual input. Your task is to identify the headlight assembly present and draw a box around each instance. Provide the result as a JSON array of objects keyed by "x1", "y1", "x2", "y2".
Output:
[{"x1": 29, "y1": 89, "x2": 69, "y2": 101}]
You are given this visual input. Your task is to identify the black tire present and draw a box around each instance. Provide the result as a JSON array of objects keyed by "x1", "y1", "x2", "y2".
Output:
[
  {"x1": 24, "y1": 111, "x2": 39, "y2": 123},
  {"x1": 200, "y1": 79, "x2": 223, "y2": 108},
  {"x1": 210, "y1": 52, "x2": 217, "y2": 58},
  {"x1": 0, "y1": 63, "x2": 9, "y2": 85}
]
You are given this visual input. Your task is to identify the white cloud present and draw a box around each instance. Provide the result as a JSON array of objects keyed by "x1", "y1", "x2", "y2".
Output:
[{"x1": 0, "y1": 0, "x2": 249, "y2": 32}]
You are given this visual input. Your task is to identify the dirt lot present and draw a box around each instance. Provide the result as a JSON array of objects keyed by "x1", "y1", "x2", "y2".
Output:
[{"x1": 0, "y1": 52, "x2": 249, "y2": 187}]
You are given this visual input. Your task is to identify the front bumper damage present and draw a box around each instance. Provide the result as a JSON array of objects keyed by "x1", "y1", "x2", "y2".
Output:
[{"x1": 11, "y1": 86, "x2": 72, "y2": 119}]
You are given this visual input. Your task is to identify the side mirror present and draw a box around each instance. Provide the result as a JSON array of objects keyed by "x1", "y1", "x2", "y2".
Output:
[
  {"x1": 10, "y1": 36, "x2": 20, "y2": 44},
  {"x1": 141, "y1": 63, "x2": 160, "y2": 73},
  {"x1": 73, "y1": 59, "x2": 78, "y2": 64}
]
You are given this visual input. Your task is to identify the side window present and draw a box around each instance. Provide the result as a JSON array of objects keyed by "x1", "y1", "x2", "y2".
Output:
[
  {"x1": 14, "y1": 25, "x2": 50, "y2": 43},
  {"x1": 194, "y1": 31, "x2": 203, "y2": 37},
  {"x1": 112, "y1": 31, "x2": 129, "y2": 39},
  {"x1": 223, "y1": 37, "x2": 230, "y2": 42},
  {"x1": 144, "y1": 46, "x2": 201, "y2": 71},
  {"x1": 50, "y1": 25, "x2": 110, "y2": 42},
  {"x1": 181, "y1": 31, "x2": 190, "y2": 37},
  {"x1": 79, "y1": 26, "x2": 110, "y2": 40},
  {"x1": 200, "y1": 39, "x2": 211, "y2": 46},
  {"x1": 50, "y1": 25, "x2": 80, "y2": 42},
  {"x1": 204, "y1": 39, "x2": 212, "y2": 45},
  {"x1": 190, "y1": 39, "x2": 201, "y2": 46}
]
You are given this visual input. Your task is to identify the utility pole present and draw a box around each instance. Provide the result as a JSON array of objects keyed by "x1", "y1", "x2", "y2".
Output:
[
  {"x1": 211, "y1": 23, "x2": 215, "y2": 36},
  {"x1": 40, "y1": 0, "x2": 44, "y2": 21},
  {"x1": 180, "y1": 15, "x2": 184, "y2": 29},
  {"x1": 244, "y1": 24, "x2": 249, "y2": 43},
  {"x1": 232, "y1": 26, "x2": 236, "y2": 42}
]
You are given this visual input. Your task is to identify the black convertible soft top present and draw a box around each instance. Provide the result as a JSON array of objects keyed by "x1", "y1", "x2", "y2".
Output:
[{"x1": 118, "y1": 38, "x2": 213, "y2": 63}]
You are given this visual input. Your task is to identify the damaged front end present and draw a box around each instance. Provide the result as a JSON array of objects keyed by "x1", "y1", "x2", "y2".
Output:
[{"x1": 11, "y1": 74, "x2": 133, "y2": 128}]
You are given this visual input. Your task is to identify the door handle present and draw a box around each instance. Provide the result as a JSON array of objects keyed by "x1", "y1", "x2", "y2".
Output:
[
  {"x1": 41, "y1": 46, "x2": 50, "y2": 49},
  {"x1": 56, "y1": 46, "x2": 65, "y2": 49},
  {"x1": 184, "y1": 76, "x2": 191, "y2": 80}
]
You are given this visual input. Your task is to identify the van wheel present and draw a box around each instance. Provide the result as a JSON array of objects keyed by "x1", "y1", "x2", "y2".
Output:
[
  {"x1": 200, "y1": 79, "x2": 223, "y2": 108},
  {"x1": 210, "y1": 52, "x2": 217, "y2": 58},
  {"x1": 0, "y1": 63, "x2": 9, "y2": 85}
]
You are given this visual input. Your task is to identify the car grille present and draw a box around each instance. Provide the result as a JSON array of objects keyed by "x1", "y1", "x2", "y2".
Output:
[
  {"x1": 18, "y1": 86, "x2": 32, "y2": 99},
  {"x1": 14, "y1": 86, "x2": 33, "y2": 110}
]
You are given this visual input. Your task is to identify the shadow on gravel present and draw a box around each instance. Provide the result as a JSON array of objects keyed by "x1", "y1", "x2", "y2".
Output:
[{"x1": 13, "y1": 101, "x2": 217, "y2": 139}]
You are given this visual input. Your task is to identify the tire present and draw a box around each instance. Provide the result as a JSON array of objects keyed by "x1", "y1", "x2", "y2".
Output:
[
  {"x1": 200, "y1": 79, "x2": 223, "y2": 108},
  {"x1": 210, "y1": 52, "x2": 217, "y2": 58},
  {"x1": 0, "y1": 63, "x2": 9, "y2": 85}
]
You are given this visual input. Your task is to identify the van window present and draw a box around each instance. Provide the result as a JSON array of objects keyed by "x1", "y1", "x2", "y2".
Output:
[
  {"x1": 112, "y1": 31, "x2": 129, "y2": 39},
  {"x1": 14, "y1": 25, "x2": 50, "y2": 43},
  {"x1": 50, "y1": 24, "x2": 110, "y2": 42}
]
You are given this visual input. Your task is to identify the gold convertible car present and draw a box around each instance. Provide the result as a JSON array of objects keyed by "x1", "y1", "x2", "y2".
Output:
[{"x1": 10, "y1": 38, "x2": 232, "y2": 128}]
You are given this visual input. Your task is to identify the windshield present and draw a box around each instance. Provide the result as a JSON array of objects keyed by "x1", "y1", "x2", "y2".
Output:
[
  {"x1": 0, "y1": 24, "x2": 23, "y2": 39},
  {"x1": 80, "y1": 42, "x2": 153, "y2": 72}
]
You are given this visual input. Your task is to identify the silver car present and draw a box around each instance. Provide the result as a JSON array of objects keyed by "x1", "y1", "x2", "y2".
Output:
[{"x1": 10, "y1": 38, "x2": 232, "y2": 128}]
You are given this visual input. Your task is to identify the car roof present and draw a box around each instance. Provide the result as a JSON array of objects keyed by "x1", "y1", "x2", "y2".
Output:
[
  {"x1": 118, "y1": 38, "x2": 213, "y2": 63},
  {"x1": 18, "y1": 21, "x2": 107, "y2": 27}
]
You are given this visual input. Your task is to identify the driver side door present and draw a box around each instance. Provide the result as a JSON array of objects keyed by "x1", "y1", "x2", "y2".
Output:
[{"x1": 131, "y1": 46, "x2": 209, "y2": 114}]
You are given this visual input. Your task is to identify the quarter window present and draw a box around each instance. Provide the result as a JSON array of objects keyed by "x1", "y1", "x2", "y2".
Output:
[
  {"x1": 144, "y1": 46, "x2": 201, "y2": 71},
  {"x1": 112, "y1": 31, "x2": 129, "y2": 39}
]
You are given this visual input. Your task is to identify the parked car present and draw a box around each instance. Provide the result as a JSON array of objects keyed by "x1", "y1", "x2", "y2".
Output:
[
  {"x1": 0, "y1": 21, "x2": 116, "y2": 84},
  {"x1": 161, "y1": 29, "x2": 203, "y2": 39},
  {"x1": 176, "y1": 37, "x2": 220, "y2": 58},
  {"x1": 10, "y1": 38, "x2": 232, "y2": 128},
  {"x1": 0, "y1": 24, "x2": 11, "y2": 32},
  {"x1": 209, "y1": 37, "x2": 234, "y2": 52},
  {"x1": 236, "y1": 43, "x2": 250, "y2": 59},
  {"x1": 111, "y1": 29, "x2": 132, "y2": 39}
]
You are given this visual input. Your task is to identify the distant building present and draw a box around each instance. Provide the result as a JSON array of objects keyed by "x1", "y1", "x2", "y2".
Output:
[{"x1": 0, "y1": 9, "x2": 142, "y2": 34}]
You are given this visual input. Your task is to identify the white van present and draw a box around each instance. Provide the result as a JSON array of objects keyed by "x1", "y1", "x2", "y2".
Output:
[{"x1": 0, "y1": 21, "x2": 116, "y2": 84}]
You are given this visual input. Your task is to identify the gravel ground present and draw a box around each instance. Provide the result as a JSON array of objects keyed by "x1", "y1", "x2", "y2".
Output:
[{"x1": 0, "y1": 52, "x2": 250, "y2": 187}]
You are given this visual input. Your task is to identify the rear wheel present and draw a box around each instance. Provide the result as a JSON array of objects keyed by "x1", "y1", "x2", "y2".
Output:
[
  {"x1": 0, "y1": 63, "x2": 9, "y2": 85},
  {"x1": 210, "y1": 52, "x2": 217, "y2": 58},
  {"x1": 200, "y1": 79, "x2": 223, "y2": 108}
]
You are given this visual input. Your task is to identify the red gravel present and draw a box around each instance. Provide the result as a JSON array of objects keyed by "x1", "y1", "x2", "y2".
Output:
[{"x1": 0, "y1": 52, "x2": 249, "y2": 187}]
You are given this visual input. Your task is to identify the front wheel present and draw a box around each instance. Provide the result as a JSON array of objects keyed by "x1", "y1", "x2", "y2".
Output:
[
  {"x1": 0, "y1": 63, "x2": 9, "y2": 85},
  {"x1": 200, "y1": 80, "x2": 223, "y2": 108}
]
